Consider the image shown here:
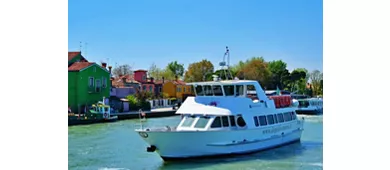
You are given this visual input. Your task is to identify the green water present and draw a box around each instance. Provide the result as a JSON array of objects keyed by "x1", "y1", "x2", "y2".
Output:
[{"x1": 68, "y1": 115, "x2": 323, "y2": 170}]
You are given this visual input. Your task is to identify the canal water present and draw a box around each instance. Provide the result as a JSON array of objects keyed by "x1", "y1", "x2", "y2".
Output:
[{"x1": 68, "y1": 115, "x2": 323, "y2": 170}]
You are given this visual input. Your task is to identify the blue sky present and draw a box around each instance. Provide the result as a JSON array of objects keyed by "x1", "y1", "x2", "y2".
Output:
[{"x1": 69, "y1": 0, "x2": 322, "y2": 73}]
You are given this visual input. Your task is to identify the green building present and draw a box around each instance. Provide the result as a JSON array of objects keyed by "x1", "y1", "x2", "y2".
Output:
[{"x1": 68, "y1": 52, "x2": 111, "y2": 113}]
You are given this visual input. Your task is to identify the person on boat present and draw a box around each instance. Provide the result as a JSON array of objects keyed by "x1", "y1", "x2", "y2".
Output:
[{"x1": 68, "y1": 106, "x2": 71, "y2": 113}]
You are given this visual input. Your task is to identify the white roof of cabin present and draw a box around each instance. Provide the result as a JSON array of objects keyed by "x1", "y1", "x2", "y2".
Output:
[{"x1": 176, "y1": 97, "x2": 233, "y2": 115}]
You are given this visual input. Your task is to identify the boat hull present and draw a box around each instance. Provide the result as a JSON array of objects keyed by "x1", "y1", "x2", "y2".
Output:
[
  {"x1": 296, "y1": 107, "x2": 323, "y2": 115},
  {"x1": 137, "y1": 121, "x2": 303, "y2": 159}
]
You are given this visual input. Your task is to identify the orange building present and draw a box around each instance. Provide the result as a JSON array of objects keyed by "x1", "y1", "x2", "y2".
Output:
[{"x1": 156, "y1": 77, "x2": 194, "y2": 102}]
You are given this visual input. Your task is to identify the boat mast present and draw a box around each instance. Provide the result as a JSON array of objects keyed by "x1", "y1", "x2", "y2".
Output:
[{"x1": 219, "y1": 46, "x2": 233, "y2": 80}]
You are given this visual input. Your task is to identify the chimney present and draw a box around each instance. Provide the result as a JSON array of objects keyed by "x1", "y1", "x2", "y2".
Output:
[
  {"x1": 175, "y1": 75, "x2": 178, "y2": 81},
  {"x1": 162, "y1": 77, "x2": 165, "y2": 84},
  {"x1": 102, "y1": 62, "x2": 107, "y2": 68},
  {"x1": 108, "y1": 66, "x2": 112, "y2": 74},
  {"x1": 122, "y1": 77, "x2": 127, "y2": 84},
  {"x1": 151, "y1": 77, "x2": 154, "y2": 83}
]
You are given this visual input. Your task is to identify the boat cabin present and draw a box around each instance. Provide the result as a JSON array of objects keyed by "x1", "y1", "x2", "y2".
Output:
[
  {"x1": 176, "y1": 111, "x2": 298, "y2": 131},
  {"x1": 189, "y1": 80, "x2": 268, "y2": 103},
  {"x1": 91, "y1": 102, "x2": 111, "y2": 114}
]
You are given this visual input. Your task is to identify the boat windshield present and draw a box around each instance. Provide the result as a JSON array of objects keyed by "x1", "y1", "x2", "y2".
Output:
[
  {"x1": 194, "y1": 116, "x2": 211, "y2": 128},
  {"x1": 181, "y1": 116, "x2": 197, "y2": 127}
]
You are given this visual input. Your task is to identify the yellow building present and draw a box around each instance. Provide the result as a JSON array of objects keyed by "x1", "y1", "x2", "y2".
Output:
[{"x1": 158, "y1": 79, "x2": 194, "y2": 102}]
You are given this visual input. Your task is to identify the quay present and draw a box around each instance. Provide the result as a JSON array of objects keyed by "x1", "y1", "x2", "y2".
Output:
[{"x1": 112, "y1": 107, "x2": 178, "y2": 120}]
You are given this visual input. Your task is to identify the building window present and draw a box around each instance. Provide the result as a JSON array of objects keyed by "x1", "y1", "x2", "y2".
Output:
[
  {"x1": 183, "y1": 87, "x2": 186, "y2": 92},
  {"x1": 93, "y1": 67, "x2": 96, "y2": 72},
  {"x1": 143, "y1": 85, "x2": 146, "y2": 91},
  {"x1": 95, "y1": 79, "x2": 101, "y2": 92},
  {"x1": 159, "y1": 87, "x2": 162, "y2": 92},
  {"x1": 88, "y1": 77, "x2": 94, "y2": 87},
  {"x1": 142, "y1": 75, "x2": 146, "y2": 81},
  {"x1": 102, "y1": 77, "x2": 107, "y2": 88},
  {"x1": 149, "y1": 86, "x2": 153, "y2": 92}
]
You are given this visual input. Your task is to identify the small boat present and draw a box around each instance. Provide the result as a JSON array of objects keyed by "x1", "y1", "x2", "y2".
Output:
[
  {"x1": 68, "y1": 100, "x2": 118, "y2": 126},
  {"x1": 89, "y1": 102, "x2": 118, "y2": 122},
  {"x1": 294, "y1": 98, "x2": 323, "y2": 115}
]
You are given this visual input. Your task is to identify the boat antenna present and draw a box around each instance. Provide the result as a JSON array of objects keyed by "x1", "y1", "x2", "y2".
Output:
[{"x1": 219, "y1": 46, "x2": 233, "y2": 80}]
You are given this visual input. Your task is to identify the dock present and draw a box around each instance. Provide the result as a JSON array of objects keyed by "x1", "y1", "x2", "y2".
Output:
[{"x1": 112, "y1": 107, "x2": 178, "y2": 120}]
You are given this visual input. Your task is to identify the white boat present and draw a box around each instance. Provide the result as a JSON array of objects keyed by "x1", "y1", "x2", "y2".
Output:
[
  {"x1": 295, "y1": 97, "x2": 323, "y2": 115},
  {"x1": 135, "y1": 79, "x2": 305, "y2": 160}
]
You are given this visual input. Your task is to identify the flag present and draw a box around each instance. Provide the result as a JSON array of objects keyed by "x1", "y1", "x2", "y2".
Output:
[{"x1": 276, "y1": 86, "x2": 281, "y2": 96}]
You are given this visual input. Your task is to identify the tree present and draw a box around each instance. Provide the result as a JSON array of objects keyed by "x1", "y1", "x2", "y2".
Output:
[
  {"x1": 238, "y1": 57, "x2": 271, "y2": 88},
  {"x1": 267, "y1": 60, "x2": 289, "y2": 90},
  {"x1": 112, "y1": 64, "x2": 132, "y2": 77},
  {"x1": 290, "y1": 68, "x2": 307, "y2": 93},
  {"x1": 184, "y1": 59, "x2": 214, "y2": 82},
  {"x1": 160, "y1": 68, "x2": 175, "y2": 80},
  {"x1": 148, "y1": 63, "x2": 163, "y2": 80},
  {"x1": 167, "y1": 61, "x2": 185, "y2": 78},
  {"x1": 309, "y1": 70, "x2": 323, "y2": 96}
]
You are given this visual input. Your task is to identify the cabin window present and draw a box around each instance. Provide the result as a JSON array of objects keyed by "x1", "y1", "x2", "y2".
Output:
[
  {"x1": 204, "y1": 85, "x2": 214, "y2": 96},
  {"x1": 283, "y1": 112, "x2": 292, "y2": 121},
  {"x1": 195, "y1": 86, "x2": 204, "y2": 96},
  {"x1": 259, "y1": 116, "x2": 267, "y2": 126},
  {"x1": 210, "y1": 116, "x2": 222, "y2": 128},
  {"x1": 229, "y1": 116, "x2": 236, "y2": 127},
  {"x1": 223, "y1": 85, "x2": 235, "y2": 96},
  {"x1": 212, "y1": 85, "x2": 223, "y2": 96},
  {"x1": 194, "y1": 116, "x2": 210, "y2": 128},
  {"x1": 182, "y1": 116, "x2": 197, "y2": 127},
  {"x1": 277, "y1": 113, "x2": 284, "y2": 122},
  {"x1": 290, "y1": 112, "x2": 297, "y2": 120},
  {"x1": 274, "y1": 114, "x2": 278, "y2": 123},
  {"x1": 267, "y1": 115, "x2": 275, "y2": 125},
  {"x1": 254, "y1": 116, "x2": 259, "y2": 127},
  {"x1": 237, "y1": 116, "x2": 246, "y2": 127},
  {"x1": 222, "y1": 116, "x2": 229, "y2": 127},
  {"x1": 235, "y1": 85, "x2": 244, "y2": 96},
  {"x1": 246, "y1": 85, "x2": 258, "y2": 100}
]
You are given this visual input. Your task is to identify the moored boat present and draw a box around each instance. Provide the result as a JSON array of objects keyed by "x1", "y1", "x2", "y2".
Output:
[
  {"x1": 68, "y1": 100, "x2": 118, "y2": 126},
  {"x1": 295, "y1": 97, "x2": 323, "y2": 115}
]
